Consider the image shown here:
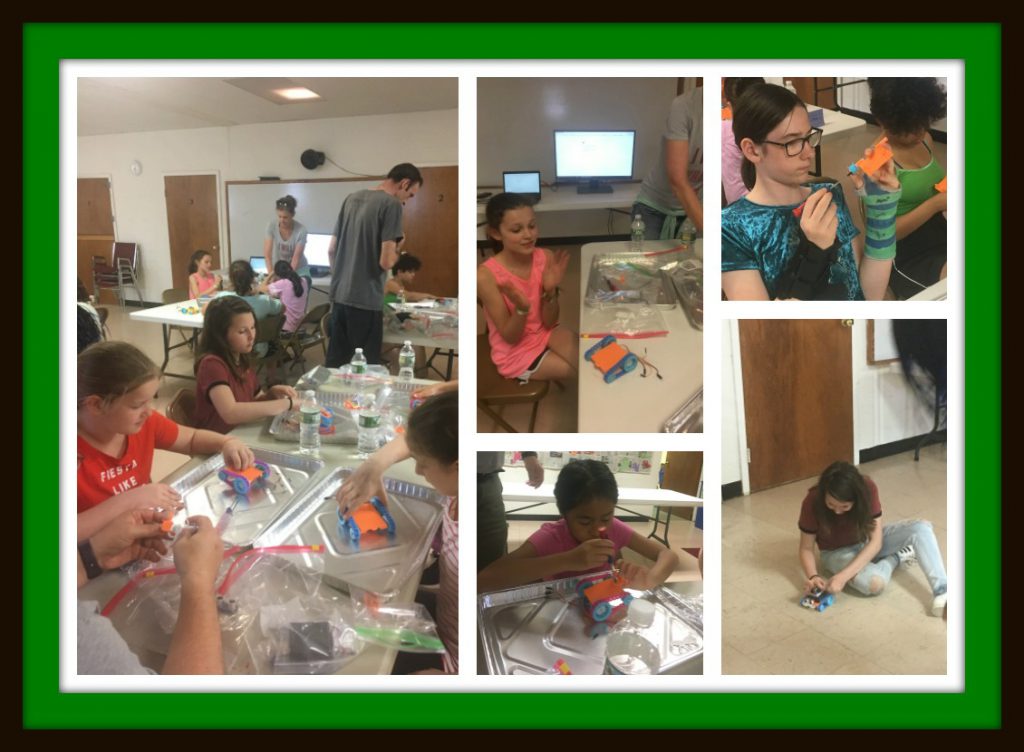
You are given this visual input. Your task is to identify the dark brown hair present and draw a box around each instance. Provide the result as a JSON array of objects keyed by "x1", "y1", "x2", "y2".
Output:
[
  {"x1": 195, "y1": 295, "x2": 256, "y2": 382},
  {"x1": 733, "y1": 83, "x2": 805, "y2": 190},
  {"x1": 406, "y1": 390, "x2": 457, "y2": 466},
  {"x1": 812, "y1": 461, "x2": 876, "y2": 543},
  {"x1": 484, "y1": 192, "x2": 536, "y2": 253}
]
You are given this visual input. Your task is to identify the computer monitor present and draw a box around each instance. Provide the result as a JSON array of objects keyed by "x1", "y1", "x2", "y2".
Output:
[
  {"x1": 553, "y1": 130, "x2": 636, "y2": 194},
  {"x1": 503, "y1": 171, "x2": 542, "y2": 202},
  {"x1": 248, "y1": 256, "x2": 268, "y2": 275},
  {"x1": 305, "y1": 233, "x2": 333, "y2": 277}
]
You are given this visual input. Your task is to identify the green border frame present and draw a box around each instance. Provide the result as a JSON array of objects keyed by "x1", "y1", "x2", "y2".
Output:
[{"x1": 26, "y1": 22, "x2": 1000, "y2": 729}]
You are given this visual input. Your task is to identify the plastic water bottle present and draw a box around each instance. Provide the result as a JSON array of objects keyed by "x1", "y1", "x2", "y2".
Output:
[
  {"x1": 679, "y1": 216, "x2": 697, "y2": 244},
  {"x1": 350, "y1": 348, "x2": 367, "y2": 375},
  {"x1": 398, "y1": 341, "x2": 416, "y2": 381},
  {"x1": 356, "y1": 409, "x2": 381, "y2": 456},
  {"x1": 298, "y1": 390, "x2": 321, "y2": 456},
  {"x1": 630, "y1": 213, "x2": 645, "y2": 253},
  {"x1": 603, "y1": 599, "x2": 661, "y2": 675}
]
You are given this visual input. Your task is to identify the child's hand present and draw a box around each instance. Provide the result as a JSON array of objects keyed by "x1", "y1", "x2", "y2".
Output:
[
  {"x1": 542, "y1": 249, "x2": 570, "y2": 293},
  {"x1": 497, "y1": 282, "x2": 530, "y2": 312},
  {"x1": 221, "y1": 438, "x2": 254, "y2": 470},
  {"x1": 799, "y1": 188, "x2": 838, "y2": 250},
  {"x1": 569, "y1": 538, "x2": 616, "y2": 571},
  {"x1": 804, "y1": 575, "x2": 827, "y2": 595},
  {"x1": 412, "y1": 381, "x2": 458, "y2": 401},
  {"x1": 850, "y1": 146, "x2": 900, "y2": 194},
  {"x1": 120, "y1": 483, "x2": 182, "y2": 514},
  {"x1": 616, "y1": 559, "x2": 656, "y2": 590},
  {"x1": 268, "y1": 384, "x2": 298, "y2": 401},
  {"x1": 336, "y1": 457, "x2": 388, "y2": 518},
  {"x1": 826, "y1": 573, "x2": 849, "y2": 594}
]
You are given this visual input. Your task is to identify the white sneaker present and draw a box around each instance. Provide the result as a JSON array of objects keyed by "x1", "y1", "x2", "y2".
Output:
[
  {"x1": 931, "y1": 592, "x2": 947, "y2": 617},
  {"x1": 896, "y1": 544, "x2": 917, "y2": 568}
]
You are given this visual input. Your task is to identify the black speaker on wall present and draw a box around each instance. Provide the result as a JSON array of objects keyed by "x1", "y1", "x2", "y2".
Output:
[{"x1": 301, "y1": 149, "x2": 326, "y2": 170}]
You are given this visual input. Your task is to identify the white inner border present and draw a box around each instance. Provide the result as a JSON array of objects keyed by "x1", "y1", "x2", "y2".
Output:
[{"x1": 61, "y1": 59, "x2": 964, "y2": 695}]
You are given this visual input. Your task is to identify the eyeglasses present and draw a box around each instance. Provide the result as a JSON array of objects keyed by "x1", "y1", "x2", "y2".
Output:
[{"x1": 763, "y1": 128, "x2": 823, "y2": 157}]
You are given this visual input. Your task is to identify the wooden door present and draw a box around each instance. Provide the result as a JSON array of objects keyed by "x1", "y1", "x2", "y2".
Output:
[
  {"x1": 788, "y1": 77, "x2": 837, "y2": 109},
  {"x1": 399, "y1": 166, "x2": 457, "y2": 298},
  {"x1": 165, "y1": 175, "x2": 220, "y2": 292},
  {"x1": 78, "y1": 178, "x2": 115, "y2": 302},
  {"x1": 662, "y1": 452, "x2": 703, "y2": 519},
  {"x1": 738, "y1": 320, "x2": 853, "y2": 492}
]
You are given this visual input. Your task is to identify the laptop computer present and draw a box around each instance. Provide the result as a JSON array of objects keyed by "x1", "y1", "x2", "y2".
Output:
[
  {"x1": 503, "y1": 171, "x2": 542, "y2": 202},
  {"x1": 248, "y1": 256, "x2": 268, "y2": 275}
]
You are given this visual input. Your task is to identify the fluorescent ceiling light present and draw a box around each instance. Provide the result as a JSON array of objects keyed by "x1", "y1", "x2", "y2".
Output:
[{"x1": 272, "y1": 87, "x2": 321, "y2": 101}]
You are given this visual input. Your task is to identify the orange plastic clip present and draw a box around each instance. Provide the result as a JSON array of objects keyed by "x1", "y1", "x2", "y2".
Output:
[
  {"x1": 934, "y1": 177, "x2": 947, "y2": 193},
  {"x1": 161, "y1": 519, "x2": 174, "y2": 533},
  {"x1": 849, "y1": 137, "x2": 893, "y2": 178}
]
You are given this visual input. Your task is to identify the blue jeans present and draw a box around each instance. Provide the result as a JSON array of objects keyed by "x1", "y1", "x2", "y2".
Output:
[{"x1": 820, "y1": 519, "x2": 947, "y2": 597}]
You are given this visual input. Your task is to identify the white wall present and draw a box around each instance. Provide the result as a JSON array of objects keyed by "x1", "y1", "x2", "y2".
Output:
[
  {"x1": 78, "y1": 109, "x2": 458, "y2": 301},
  {"x1": 721, "y1": 324, "x2": 744, "y2": 486},
  {"x1": 851, "y1": 319, "x2": 935, "y2": 451},
  {"x1": 721, "y1": 320, "x2": 937, "y2": 494},
  {"x1": 502, "y1": 454, "x2": 663, "y2": 519},
  {"x1": 477, "y1": 78, "x2": 679, "y2": 239}
]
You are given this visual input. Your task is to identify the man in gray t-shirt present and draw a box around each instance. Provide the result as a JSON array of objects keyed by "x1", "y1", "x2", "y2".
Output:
[
  {"x1": 634, "y1": 87, "x2": 704, "y2": 239},
  {"x1": 325, "y1": 163, "x2": 422, "y2": 367}
]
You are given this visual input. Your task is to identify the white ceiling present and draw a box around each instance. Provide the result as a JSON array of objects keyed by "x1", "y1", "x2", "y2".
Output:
[{"x1": 77, "y1": 77, "x2": 459, "y2": 137}]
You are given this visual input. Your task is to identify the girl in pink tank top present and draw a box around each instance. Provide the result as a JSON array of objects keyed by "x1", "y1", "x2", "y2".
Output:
[{"x1": 477, "y1": 193, "x2": 578, "y2": 383}]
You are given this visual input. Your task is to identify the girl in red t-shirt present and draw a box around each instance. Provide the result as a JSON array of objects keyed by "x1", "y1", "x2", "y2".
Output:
[
  {"x1": 77, "y1": 341, "x2": 255, "y2": 540},
  {"x1": 798, "y1": 461, "x2": 947, "y2": 617},
  {"x1": 192, "y1": 296, "x2": 297, "y2": 433}
]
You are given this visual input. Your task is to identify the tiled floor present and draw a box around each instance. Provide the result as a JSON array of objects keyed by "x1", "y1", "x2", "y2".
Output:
[
  {"x1": 505, "y1": 513, "x2": 704, "y2": 584},
  {"x1": 476, "y1": 245, "x2": 581, "y2": 433},
  {"x1": 722, "y1": 445, "x2": 948, "y2": 675}
]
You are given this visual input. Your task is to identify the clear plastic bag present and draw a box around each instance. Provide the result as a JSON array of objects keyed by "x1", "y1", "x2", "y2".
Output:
[
  {"x1": 581, "y1": 304, "x2": 670, "y2": 339},
  {"x1": 585, "y1": 254, "x2": 678, "y2": 308},
  {"x1": 104, "y1": 546, "x2": 356, "y2": 675},
  {"x1": 349, "y1": 586, "x2": 446, "y2": 654}
]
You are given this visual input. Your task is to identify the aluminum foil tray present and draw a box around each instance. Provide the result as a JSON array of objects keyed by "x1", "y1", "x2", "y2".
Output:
[
  {"x1": 164, "y1": 448, "x2": 325, "y2": 548},
  {"x1": 478, "y1": 575, "x2": 703, "y2": 675},
  {"x1": 267, "y1": 406, "x2": 359, "y2": 445},
  {"x1": 253, "y1": 466, "x2": 446, "y2": 599}
]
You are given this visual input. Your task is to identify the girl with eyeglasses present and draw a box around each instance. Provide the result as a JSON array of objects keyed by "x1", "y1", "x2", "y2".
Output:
[
  {"x1": 721, "y1": 83, "x2": 901, "y2": 301},
  {"x1": 263, "y1": 194, "x2": 310, "y2": 279}
]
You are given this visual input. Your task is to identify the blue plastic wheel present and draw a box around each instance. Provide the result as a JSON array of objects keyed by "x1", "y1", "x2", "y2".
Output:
[
  {"x1": 233, "y1": 478, "x2": 249, "y2": 495},
  {"x1": 623, "y1": 355, "x2": 638, "y2": 373},
  {"x1": 592, "y1": 601, "x2": 613, "y2": 622}
]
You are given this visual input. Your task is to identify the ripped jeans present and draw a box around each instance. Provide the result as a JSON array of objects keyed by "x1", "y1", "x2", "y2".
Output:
[{"x1": 819, "y1": 519, "x2": 947, "y2": 597}]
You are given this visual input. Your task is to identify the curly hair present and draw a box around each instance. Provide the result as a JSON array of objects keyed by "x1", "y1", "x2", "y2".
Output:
[{"x1": 868, "y1": 78, "x2": 946, "y2": 138}]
